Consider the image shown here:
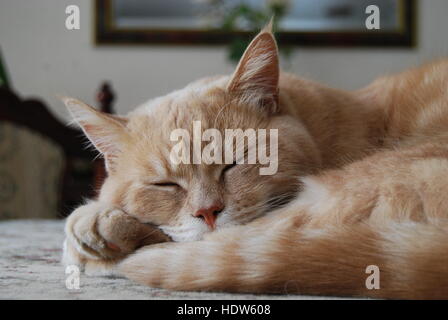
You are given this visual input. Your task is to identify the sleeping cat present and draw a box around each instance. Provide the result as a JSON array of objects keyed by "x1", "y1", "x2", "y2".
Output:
[{"x1": 62, "y1": 24, "x2": 448, "y2": 299}]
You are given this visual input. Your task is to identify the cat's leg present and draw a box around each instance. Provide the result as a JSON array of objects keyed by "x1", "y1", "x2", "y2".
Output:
[{"x1": 63, "y1": 201, "x2": 169, "y2": 276}]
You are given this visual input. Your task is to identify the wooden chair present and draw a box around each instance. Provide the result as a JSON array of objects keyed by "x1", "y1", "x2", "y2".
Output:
[{"x1": 0, "y1": 83, "x2": 114, "y2": 218}]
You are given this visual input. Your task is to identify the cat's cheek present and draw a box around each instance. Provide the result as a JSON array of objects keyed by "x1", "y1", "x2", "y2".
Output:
[{"x1": 122, "y1": 186, "x2": 184, "y2": 226}]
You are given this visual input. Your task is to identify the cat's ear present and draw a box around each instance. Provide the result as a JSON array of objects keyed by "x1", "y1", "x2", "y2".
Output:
[
  {"x1": 62, "y1": 97, "x2": 128, "y2": 171},
  {"x1": 227, "y1": 21, "x2": 279, "y2": 113}
]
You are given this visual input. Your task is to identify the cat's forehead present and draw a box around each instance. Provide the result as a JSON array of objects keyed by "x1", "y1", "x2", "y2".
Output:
[
  {"x1": 130, "y1": 95, "x2": 223, "y2": 133},
  {"x1": 132, "y1": 76, "x2": 229, "y2": 114},
  {"x1": 128, "y1": 76, "x2": 266, "y2": 133}
]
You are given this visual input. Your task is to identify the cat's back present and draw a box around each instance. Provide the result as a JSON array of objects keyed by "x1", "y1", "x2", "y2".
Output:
[
  {"x1": 378, "y1": 58, "x2": 448, "y2": 95},
  {"x1": 368, "y1": 59, "x2": 448, "y2": 142}
]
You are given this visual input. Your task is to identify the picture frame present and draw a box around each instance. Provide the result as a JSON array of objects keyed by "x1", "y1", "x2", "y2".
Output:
[{"x1": 95, "y1": 0, "x2": 416, "y2": 47}]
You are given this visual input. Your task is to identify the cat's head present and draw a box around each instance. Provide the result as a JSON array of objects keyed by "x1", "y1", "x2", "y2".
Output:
[{"x1": 64, "y1": 26, "x2": 321, "y2": 241}]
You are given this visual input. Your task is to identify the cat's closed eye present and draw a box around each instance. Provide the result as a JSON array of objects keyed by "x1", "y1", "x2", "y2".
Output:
[
  {"x1": 152, "y1": 182, "x2": 180, "y2": 188},
  {"x1": 222, "y1": 162, "x2": 237, "y2": 175}
]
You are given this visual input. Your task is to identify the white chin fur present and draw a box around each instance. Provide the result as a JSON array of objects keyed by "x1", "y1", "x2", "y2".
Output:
[{"x1": 160, "y1": 223, "x2": 210, "y2": 242}]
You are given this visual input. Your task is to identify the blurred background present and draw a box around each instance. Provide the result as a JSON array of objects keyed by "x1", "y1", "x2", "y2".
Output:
[
  {"x1": 0, "y1": 0, "x2": 447, "y2": 219},
  {"x1": 4, "y1": 0, "x2": 446, "y2": 121}
]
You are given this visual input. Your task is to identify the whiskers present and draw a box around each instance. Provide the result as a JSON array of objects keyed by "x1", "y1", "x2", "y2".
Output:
[
  {"x1": 230, "y1": 191, "x2": 299, "y2": 225},
  {"x1": 266, "y1": 192, "x2": 298, "y2": 210}
]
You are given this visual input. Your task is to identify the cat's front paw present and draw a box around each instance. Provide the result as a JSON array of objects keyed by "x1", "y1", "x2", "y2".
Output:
[
  {"x1": 64, "y1": 203, "x2": 126, "y2": 262},
  {"x1": 62, "y1": 201, "x2": 170, "y2": 272}
]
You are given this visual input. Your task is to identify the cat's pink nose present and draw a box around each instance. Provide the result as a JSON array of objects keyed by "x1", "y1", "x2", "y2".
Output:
[{"x1": 194, "y1": 203, "x2": 224, "y2": 230}]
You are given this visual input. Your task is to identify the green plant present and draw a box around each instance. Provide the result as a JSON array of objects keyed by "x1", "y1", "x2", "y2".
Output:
[{"x1": 198, "y1": 0, "x2": 292, "y2": 63}]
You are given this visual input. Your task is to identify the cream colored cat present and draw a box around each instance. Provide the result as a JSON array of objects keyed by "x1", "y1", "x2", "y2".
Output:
[{"x1": 62, "y1": 25, "x2": 448, "y2": 299}]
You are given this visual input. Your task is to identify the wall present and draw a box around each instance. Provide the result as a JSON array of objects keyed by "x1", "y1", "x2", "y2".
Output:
[{"x1": 1, "y1": 0, "x2": 448, "y2": 121}]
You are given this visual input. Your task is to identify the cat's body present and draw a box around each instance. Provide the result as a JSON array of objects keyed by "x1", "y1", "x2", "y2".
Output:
[{"x1": 62, "y1": 26, "x2": 448, "y2": 299}]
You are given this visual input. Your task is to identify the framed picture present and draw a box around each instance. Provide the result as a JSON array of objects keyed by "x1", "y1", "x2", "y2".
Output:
[{"x1": 95, "y1": 0, "x2": 416, "y2": 47}]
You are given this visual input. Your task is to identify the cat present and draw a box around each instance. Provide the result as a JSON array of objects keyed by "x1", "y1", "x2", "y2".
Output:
[{"x1": 62, "y1": 23, "x2": 448, "y2": 299}]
